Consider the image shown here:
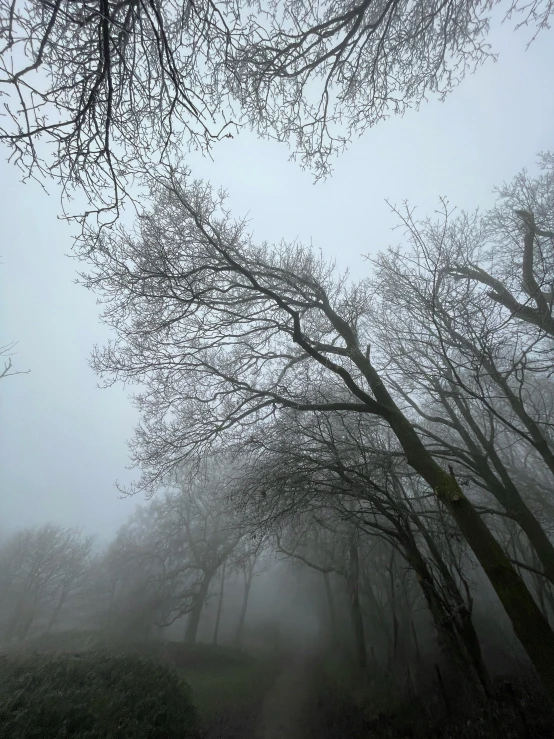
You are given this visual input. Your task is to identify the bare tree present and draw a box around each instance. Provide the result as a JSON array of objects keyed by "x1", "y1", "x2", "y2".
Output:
[
  {"x1": 231, "y1": 536, "x2": 267, "y2": 648},
  {"x1": 275, "y1": 520, "x2": 344, "y2": 649},
  {"x1": 369, "y1": 191, "x2": 554, "y2": 585},
  {"x1": 2, "y1": 0, "x2": 552, "y2": 216},
  {"x1": 0, "y1": 342, "x2": 29, "y2": 379},
  {"x1": 0, "y1": 0, "x2": 238, "y2": 220},
  {"x1": 237, "y1": 409, "x2": 490, "y2": 691},
  {"x1": 231, "y1": 0, "x2": 551, "y2": 177},
  {"x1": 81, "y1": 170, "x2": 554, "y2": 694},
  {"x1": 101, "y1": 470, "x2": 241, "y2": 643},
  {"x1": 176, "y1": 480, "x2": 241, "y2": 645},
  {"x1": 97, "y1": 503, "x2": 196, "y2": 638},
  {"x1": 442, "y1": 153, "x2": 554, "y2": 337},
  {"x1": 0, "y1": 524, "x2": 93, "y2": 642}
]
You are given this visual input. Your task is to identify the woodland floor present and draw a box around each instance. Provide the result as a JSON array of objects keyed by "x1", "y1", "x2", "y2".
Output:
[
  {"x1": 196, "y1": 650, "x2": 318, "y2": 739},
  {"x1": 198, "y1": 649, "x2": 367, "y2": 739},
  {"x1": 4, "y1": 632, "x2": 553, "y2": 739},
  {"x1": 198, "y1": 648, "x2": 554, "y2": 739}
]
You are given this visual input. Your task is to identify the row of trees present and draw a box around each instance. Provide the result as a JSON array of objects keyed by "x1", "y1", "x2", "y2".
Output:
[
  {"x1": 76, "y1": 153, "x2": 554, "y2": 697},
  {"x1": 0, "y1": 469, "x2": 268, "y2": 649},
  {"x1": 1, "y1": 430, "x2": 552, "y2": 700},
  {"x1": 92, "y1": 467, "x2": 267, "y2": 645},
  {"x1": 0, "y1": 525, "x2": 94, "y2": 642},
  {"x1": 0, "y1": 461, "x2": 505, "y2": 697},
  {"x1": 2, "y1": 0, "x2": 553, "y2": 712},
  {"x1": 3, "y1": 154, "x2": 553, "y2": 700}
]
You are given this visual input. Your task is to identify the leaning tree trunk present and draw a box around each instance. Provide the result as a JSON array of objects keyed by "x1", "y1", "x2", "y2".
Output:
[
  {"x1": 47, "y1": 587, "x2": 68, "y2": 633},
  {"x1": 17, "y1": 608, "x2": 36, "y2": 643},
  {"x1": 405, "y1": 542, "x2": 482, "y2": 689},
  {"x1": 409, "y1": 511, "x2": 491, "y2": 694},
  {"x1": 387, "y1": 410, "x2": 554, "y2": 698},
  {"x1": 411, "y1": 618, "x2": 422, "y2": 665},
  {"x1": 305, "y1": 304, "x2": 554, "y2": 695},
  {"x1": 184, "y1": 572, "x2": 213, "y2": 645}
]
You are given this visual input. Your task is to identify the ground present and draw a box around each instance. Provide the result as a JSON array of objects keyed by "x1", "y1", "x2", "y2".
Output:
[
  {"x1": 256, "y1": 650, "x2": 318, "y2": 739},
  {"x1": 2, "y1": 632, "x2": 552, "y2": 738},
  {"x1": 192, "y1": 648, "x2": 367, "y2": 739}
]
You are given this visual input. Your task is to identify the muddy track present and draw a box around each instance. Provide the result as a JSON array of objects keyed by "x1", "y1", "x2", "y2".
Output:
[{"x1": 201, "y1": 650, "x2": 320, "y2": 739}]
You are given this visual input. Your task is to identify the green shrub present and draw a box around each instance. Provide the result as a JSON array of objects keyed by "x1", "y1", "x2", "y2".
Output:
[{"x1": 0, "y1": 652, "x2": 198, "y2": 738}]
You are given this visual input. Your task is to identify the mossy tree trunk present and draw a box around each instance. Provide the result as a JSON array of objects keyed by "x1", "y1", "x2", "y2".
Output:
[{"x1": 388, "y1": 410, "x2": 554, "y2": 697}]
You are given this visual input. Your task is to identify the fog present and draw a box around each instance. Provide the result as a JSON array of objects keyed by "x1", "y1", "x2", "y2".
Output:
[
  {"x1": 1, "y1": 7, "x2": 554, "y2": 739},
  {"x1": 2, "y1": 20, "x2": 553, "y2": 536}
]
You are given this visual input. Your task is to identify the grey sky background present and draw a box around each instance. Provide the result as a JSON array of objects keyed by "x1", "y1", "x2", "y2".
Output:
[{"x1": 1, "y1": 17, "x2": 553, "y2": 543}]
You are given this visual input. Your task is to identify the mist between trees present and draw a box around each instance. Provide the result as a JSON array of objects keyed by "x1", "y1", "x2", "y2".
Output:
[
  {"x1": 3, "y1": 154, "x2": 552, "y2": 714},
  {"x1": 2, "y1": 0, "x2": 554, "y2": 733}
]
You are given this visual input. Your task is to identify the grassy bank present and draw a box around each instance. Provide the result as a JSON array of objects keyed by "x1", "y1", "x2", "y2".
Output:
[
  {"x1": 0, "y1": 632, "x2": 279, "y2": 738},
  {"x1": 172, "y1": 644, "x2": 279, "y2": 725}
]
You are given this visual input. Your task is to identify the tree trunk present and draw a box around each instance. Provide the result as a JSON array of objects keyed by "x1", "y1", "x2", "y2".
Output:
[
  {"x1": 512, "y1": 504, "x2": 554, "y2": 585},
  {"x1": 212, "y1": 561, "x2": 226, "y2": 646},
  {"x1": 47, "y1": 588, "x2": 68, "y2": 633},
  {"x1": 443, "y1": 389, "x2": 554, "y2": 586},
  {"x1": 411, "y1": 619, "x2": 421, "y2": 664},
  {"x1": 184, "y1": 572, "x2": 213, "y2": 645},
  {"x1": 309, "y1": 315, "x2": 554, "y2": 696},
  {"x1": 5, "y1": 598, "x2": 25, "y2": 642},
  {"x1": 406, "y1": 544, "x2": 480, "y2": 688},
  {"x1": 409, "y1": 511, "x2": 491, "y2": 694},
  {"x1": 347, "y1": 533, "x2": 367, "y2": 671},
  {"x1": 389, "y1": 410, "x2": 554, "y2": 698},
  {"x1": 234, "y1": 571, "x2": 253, "y2": 648},
  {"x1": 17, "y1": 608, "x2": 36, "y2": 642},
  {"x1": 323, "y1": 571, "x2": 338, "y2": 646},
  {"x1": 388, "y1": 549, "x2": 399, "y2": 670}
]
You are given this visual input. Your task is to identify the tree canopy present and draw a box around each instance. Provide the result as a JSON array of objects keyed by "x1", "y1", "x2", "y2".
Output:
[{"x1": 1, "y1": 0, "x2": 552, "y2": 219}]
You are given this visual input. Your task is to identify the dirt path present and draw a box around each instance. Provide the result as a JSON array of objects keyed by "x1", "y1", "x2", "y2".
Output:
[{"x1": 256, "y1": 651, "x2": 318, "y2": 739}]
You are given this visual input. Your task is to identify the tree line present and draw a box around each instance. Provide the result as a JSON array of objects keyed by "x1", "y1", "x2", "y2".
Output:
[
  {"x1": 76, "y1": 154, "x2": 554, "y2": 697},
  {"x1": 1, "y1": 0, "x2": 553, "y2": 709},
  {"x1": 2, "y1": 153, "x2": 553, "y2": 702},
  {"x1": 0, "y1": 469, "x2": 268, "y2": 649}
]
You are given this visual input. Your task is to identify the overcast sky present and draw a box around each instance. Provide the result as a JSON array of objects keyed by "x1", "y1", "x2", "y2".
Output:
[{"x1": 1, "y1": 17, "x2": 553, "y2": 543}]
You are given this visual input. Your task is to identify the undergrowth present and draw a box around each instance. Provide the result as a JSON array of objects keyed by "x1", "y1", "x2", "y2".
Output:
[
  {"x1": 314, "y1": 654, "x2": 553, "y2": 739},
  {"x1": 0, "y1": 651, "x2": 198, "y2": 738}
]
